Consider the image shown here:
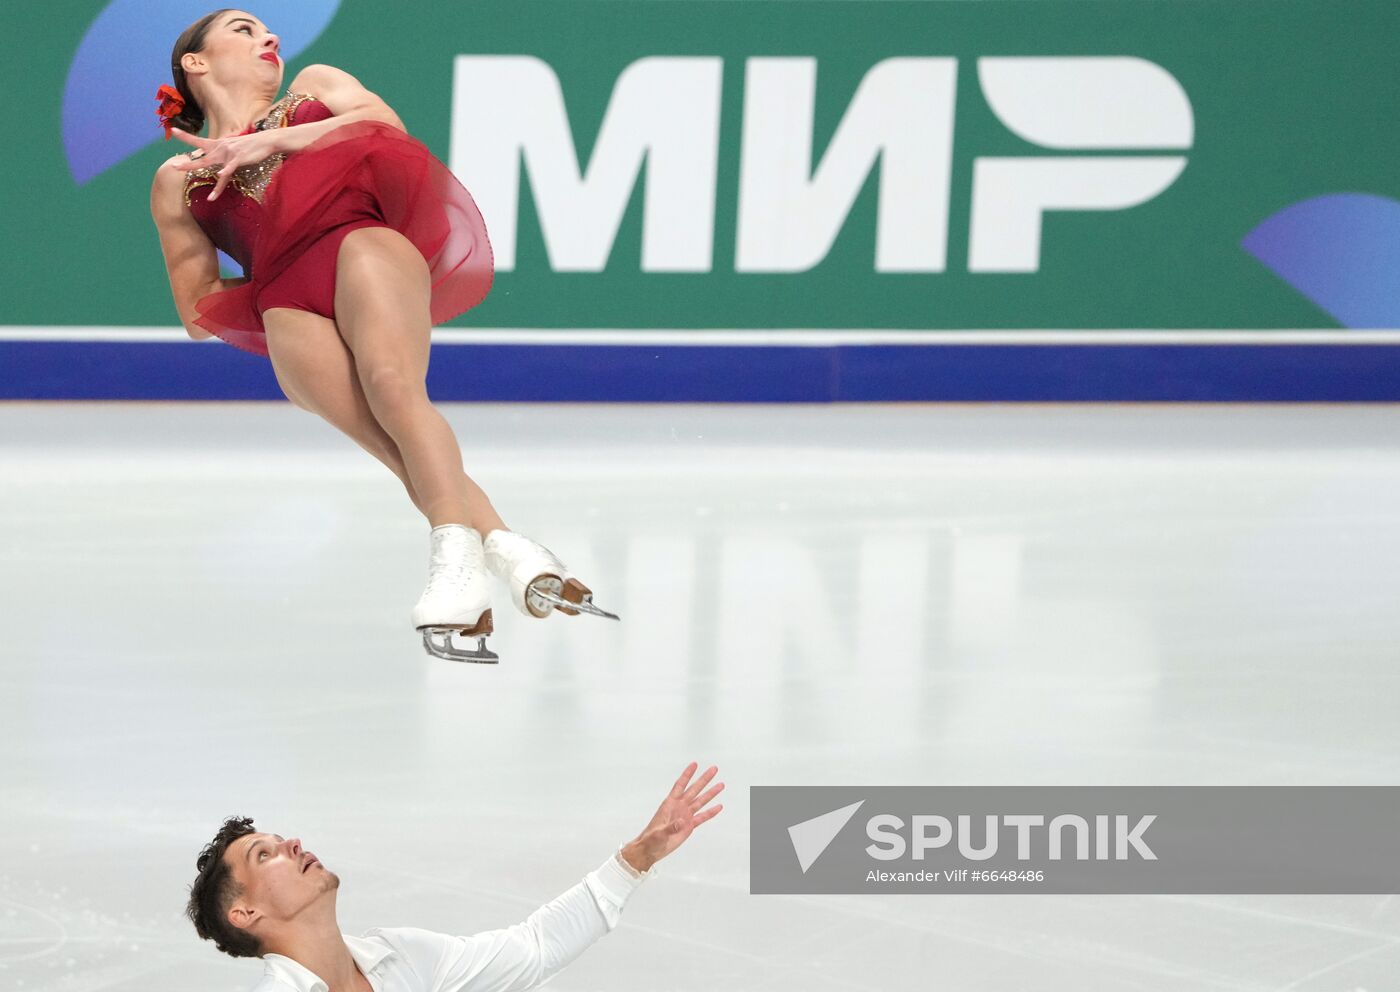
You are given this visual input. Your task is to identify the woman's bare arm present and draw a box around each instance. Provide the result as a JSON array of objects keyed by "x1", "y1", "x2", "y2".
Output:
[
  {"x1": 274, "y1": 63, "x2": 408, "y2": 152},
  {"x1": 150, "y1": 158, "x2": 229, "y2": 339},
  {"x1": 164, "y1": 65, "x2": 407, "y2": 202}
]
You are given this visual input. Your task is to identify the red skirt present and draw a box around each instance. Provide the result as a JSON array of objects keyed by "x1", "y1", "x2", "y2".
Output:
[{"x1": 192, "y1": 120, "x2": 494, "y2": 357}]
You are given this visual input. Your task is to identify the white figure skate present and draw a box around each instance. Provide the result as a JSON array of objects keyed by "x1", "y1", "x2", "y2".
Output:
[
  {"x1": 414, "y1": 524, "x2": 498, "y2": 663},
  {"x1": 483, "y1": 530, "x2": 620, "y2": 621}
]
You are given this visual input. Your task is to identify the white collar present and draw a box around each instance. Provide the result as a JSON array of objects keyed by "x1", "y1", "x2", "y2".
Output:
[{"x1": 261, "y1": 934, "x2": 396, "y2": 991}]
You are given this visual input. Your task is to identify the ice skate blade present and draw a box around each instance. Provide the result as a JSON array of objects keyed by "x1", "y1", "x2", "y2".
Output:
[
  {"x1": 418, "y1": 609, "x2": 498, "y2": 663},
  {"x1": 420, "y1": 628, "x2": 499, "y2": 664},
  {"x1": 528, "y1": 579, "x2": 620, "y2": 621}
]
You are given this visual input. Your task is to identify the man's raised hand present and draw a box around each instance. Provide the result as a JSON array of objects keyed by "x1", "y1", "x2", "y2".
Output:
[{"x1": 621, "y1": 762, "x2": 724, "y2": 873}]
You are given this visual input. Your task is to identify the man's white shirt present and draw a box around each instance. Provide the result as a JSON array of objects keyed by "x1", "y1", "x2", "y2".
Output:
[{"x1": 252, "y1": 851, "x2": 652, "y2": 992}]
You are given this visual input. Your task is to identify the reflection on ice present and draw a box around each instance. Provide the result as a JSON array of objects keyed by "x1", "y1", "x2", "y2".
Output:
[{"x1": 3, "y1": 403, "x2": 1400, "y2": 990}]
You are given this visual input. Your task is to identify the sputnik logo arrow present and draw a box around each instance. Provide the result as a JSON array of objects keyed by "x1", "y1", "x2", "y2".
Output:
[{"x1": 787, "y1": 800, "x2": 865, "y2": 873}]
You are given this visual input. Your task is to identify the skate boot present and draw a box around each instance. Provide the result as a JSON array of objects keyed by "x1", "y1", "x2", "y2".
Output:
[
  {"x1": 413, "y1": 524, "x2": 498, "y2": 663},
  {"x1": 483, "y1": 529, "x2": 620, "y2": 621}
]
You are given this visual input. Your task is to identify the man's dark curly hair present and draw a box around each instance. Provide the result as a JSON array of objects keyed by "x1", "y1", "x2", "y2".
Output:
[{"x1": 187, "y1": 815, "x2": 262, "y2": 958}]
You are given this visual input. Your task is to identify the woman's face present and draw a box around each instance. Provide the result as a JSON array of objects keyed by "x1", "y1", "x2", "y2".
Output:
[{"x1": 182, "y1": 10, "x2": 282, "y2": 95}]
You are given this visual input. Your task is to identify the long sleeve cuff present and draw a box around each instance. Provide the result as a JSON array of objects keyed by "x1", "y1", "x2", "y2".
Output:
[{"x1": 584, "y1": 848, "x2": 654, "y2": 928}]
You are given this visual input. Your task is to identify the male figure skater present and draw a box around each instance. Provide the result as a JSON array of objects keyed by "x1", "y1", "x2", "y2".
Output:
[{"x1": 187, "y1": 762, "x2": 723, "y2": 991}]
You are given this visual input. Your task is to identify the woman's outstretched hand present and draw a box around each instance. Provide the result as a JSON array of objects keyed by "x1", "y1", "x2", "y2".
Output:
[
  {"x1": 166, "y1": 127, "x2": 285, "y2": 201},
  {"x1": 620, "y1": 762, "x2": 725, "y2": 874}
]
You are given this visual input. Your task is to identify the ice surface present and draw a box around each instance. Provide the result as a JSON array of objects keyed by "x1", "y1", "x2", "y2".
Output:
[{"x1": 2, "y1": 402, "x2": 1399, "y2": 990}]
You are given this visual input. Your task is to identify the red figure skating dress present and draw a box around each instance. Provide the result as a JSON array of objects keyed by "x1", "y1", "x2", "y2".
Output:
[{"x1": 184, "y1": 91, "x2": 493, "y2": 357}]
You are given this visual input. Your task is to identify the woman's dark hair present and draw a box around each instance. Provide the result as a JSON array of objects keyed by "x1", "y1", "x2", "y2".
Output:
[
  {"x1": 168, "y1": 9, "x2": 238, "y2": 137},
  {"x1": 186, "y1": 814, "x2": 262, "y2": 958}
]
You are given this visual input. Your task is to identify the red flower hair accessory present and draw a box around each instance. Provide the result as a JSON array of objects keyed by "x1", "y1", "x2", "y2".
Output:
[{"x1": 155, "y1": 84, "x2": 185, "y2": 139}]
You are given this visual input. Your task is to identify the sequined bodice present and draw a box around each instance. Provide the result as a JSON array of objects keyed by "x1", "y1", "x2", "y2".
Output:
[{"x1": 185, "y1": 91, "x2": 332, "y2": 274}]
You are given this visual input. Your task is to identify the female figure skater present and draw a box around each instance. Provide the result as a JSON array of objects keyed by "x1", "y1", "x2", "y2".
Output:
[{"x1": 149, "y1": 9, "x2": 616, "y2": 663}]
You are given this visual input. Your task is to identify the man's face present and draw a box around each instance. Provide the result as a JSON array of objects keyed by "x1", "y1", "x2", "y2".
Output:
[{"x1": 224, "y1": 831, "x2": 338, "y2": 936}]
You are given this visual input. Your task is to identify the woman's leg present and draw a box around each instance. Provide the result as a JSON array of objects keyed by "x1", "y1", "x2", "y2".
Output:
[
  {"x1": 263, "y1": 306, "x2": 427, "y2": 513},
  {"x1": 332, "y1": 226, "x2": 506, "y2": 535}
]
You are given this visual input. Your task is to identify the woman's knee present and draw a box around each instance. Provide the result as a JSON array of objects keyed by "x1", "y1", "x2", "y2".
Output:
[{"x1": 359, "y1": 363, "x2": 429, "y2": 422}]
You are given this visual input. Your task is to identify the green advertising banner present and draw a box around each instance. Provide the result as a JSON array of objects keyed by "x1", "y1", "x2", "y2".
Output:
[
  {"x1": 11, "y1": 0, "x2": 1400, "y2": 332},
  {"x1": 6, "y1": 1, "x2": 1400, "y2": 403}
]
